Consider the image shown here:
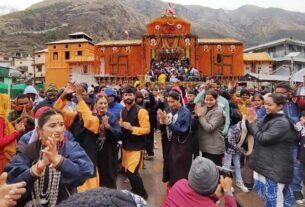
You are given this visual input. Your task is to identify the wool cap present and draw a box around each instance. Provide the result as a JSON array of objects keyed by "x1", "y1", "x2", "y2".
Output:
[
  {"x1": 105, "y1": 88, "x2": 117, "y2": 97},
  {"x1": 46, "y1": 83, "x2": 58, "y2": 93},
  {"x1": 135, "y1": 91, "x2": 144, "y2": 99},
  {"x1": 57, "y1": 187, "x2": 147, "y2": 207},
  {"x1": 188, "y1": 157, "x2": 219, "y2": 195}
]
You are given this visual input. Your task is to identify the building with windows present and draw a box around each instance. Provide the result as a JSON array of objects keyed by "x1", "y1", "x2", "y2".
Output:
[
  {"x1": 244, "y1": 52, "x2": 273, "y2": 74},
  {"x1": 13, "y1": 55, "x2": 34, "y2": 77},
  {"x1": 45, "y1": 32, "x2": 100, "y2": 88},
  {"x1": 245, "y1": 38, "x2": 305, "y2": 74},
  {"x1": 34, "y1": 49, "x2": 48, "y2": 83},
  {"x1": 0, "y1": 53, "x2": 14, "y2": 68},
  {"x1": 46, "y1": 14, "x2": 245, "y2": 87},
  {"x1": 97, "y1": 16, "x2": 244, "y2": 82}
]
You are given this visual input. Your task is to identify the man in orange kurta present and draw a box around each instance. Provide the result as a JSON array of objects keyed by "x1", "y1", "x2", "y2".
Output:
[{"x1": 120, "y1": 85, "x2": 150, "y2": 200}]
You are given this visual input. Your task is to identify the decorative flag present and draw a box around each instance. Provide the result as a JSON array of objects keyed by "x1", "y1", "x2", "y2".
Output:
[
  {"x1": 167, "y1": 2, "x2": 175, "y2": 16},
  {"x1": 124, "y1": 30, "x2": 129, "y2": 40}
]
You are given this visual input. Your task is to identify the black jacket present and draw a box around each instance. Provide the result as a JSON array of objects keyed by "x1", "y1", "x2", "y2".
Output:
[
  {"x1": 247, "y1": 113, "x2": 298, "y2": 184},
  {"x1": 121, "y1": 104, "x2": 146, "y2": 151}
]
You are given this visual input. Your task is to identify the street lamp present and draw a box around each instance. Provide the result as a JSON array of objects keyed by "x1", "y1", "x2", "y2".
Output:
[{"x1": 286, "y1": 52, "x2": 300, "y2": 86}]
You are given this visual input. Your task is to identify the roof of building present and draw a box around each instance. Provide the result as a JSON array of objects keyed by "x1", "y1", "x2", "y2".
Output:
[
  {"x1": 69, "y1": 32, "x2": 91, "y2": 36},
  {"x1": 273, "y1": 56, "x2": 305, "y2": 63},
  {"x1": 198, "y1": 38, "x2": 242, "y2": 44},
  {"x1": 96, "y1": 40, "x2": 142, "y2": 46},
  {"x1": 35, "y1": 49, "x2": 48, "y2": 54},
  {"x1": 292, "y1": 68, "x2": 305, "y2": 82},
  {"x1": 46, "y1": 38, "x2": 91, "y2": 45},
  {"x1": 244, "y1": 52, "x2": 273, "y2": 62},
  {"x1": 273, "y1": 66, "x2": 290, "y2": 76},
  {"x1": 147, "y1": 16, "x2": 191, "y2": 26},
  {"x1": 245, "y1": 38, "x2": 305, "y2": 52},
  {"x1": 240, "y1": 72, "x2": 289, "y2": 82},
  {"x1": 68, "y1": 32, "x2": 93, "y2": 41}
]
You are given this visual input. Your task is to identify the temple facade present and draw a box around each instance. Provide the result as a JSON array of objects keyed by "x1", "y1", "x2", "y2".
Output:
[{"x1": 46, "y1": 15, "x2": 244, "y2": 87}]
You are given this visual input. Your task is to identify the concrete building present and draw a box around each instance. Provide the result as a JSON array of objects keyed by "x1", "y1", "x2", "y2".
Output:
[
  {"x1": 45, "y1": 32, "x2": 99, "y2": 88},
  {"x1": 245, "y1": 38, "x2": 305, "y2": 74},
  {"x1": 244, "y1": 52, "x2": 273, "y2": 74},
  {"x1": 0, "y1": 53, "x2": 14, "y2": 68},
  {"x1": 34, "y1": 49, "x2": 48, "y2": 83},
  {"x1": 14, "y1": 55, "x2": 34, "y2": 77}
]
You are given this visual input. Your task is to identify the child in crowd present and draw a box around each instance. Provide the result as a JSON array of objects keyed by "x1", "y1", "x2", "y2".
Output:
[
  {"x1": 251, "y1": 93, "x2": 266, "y2": 122},
  {"x1": 223, "y1": 114, "x2": 249, "y2": 193}
]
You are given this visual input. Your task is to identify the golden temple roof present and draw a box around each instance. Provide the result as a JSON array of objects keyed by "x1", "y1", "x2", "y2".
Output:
[
  {"x1": 97, "y1": 40, "x2": 142, "y2": 46},
  {"x1": 244, "y1": 52, "x2": 273, "y2": 62},
  {"x1": 198, "y1": 38, "x2": 242, "y2": 44}
]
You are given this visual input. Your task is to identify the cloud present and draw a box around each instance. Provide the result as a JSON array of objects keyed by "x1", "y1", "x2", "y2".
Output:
[
  {"x1": 0, "y1": 0, "x2": 43, "y2": 11},
  {"x1": 0, "y1": 5, "x2": 18, "y2": 15}
]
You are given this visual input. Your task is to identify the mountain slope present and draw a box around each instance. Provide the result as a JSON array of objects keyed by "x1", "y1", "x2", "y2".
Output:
[{"x1": 1, "y1": 0, "x2": 305, "y2": 54}]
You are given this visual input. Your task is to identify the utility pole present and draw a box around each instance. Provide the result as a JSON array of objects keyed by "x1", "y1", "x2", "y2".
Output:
[
  {"x1": 286, "y1": 52, "x2": 300, "y2": 86},
  {"x1": 33, "y1": 46, "x2": 36, "y2": 87}
]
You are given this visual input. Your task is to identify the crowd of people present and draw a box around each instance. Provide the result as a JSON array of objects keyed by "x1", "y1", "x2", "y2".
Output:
[
  {"x1": 0, "y1": 79, "x2": 305, "y2": 207},
  {"x1": 147, "y1": 58, "x2": 200, "y2": 83}
]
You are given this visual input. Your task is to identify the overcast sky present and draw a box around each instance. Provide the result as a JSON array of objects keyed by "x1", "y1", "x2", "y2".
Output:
[{"x1": 1, "y1": 0, "x2": 305, "y2": 13}]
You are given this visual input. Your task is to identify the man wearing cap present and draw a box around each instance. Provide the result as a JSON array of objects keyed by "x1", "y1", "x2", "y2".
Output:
[
  {"x1": 120, "y1": 85, "x2": 150, "y2": 200},
  {"x1": 39, "y1": 83, "x2": 59, "y2": 106},
  {"x1": 105, "y1": 88, "x2": 124, "y2": 120},
  {"x1": 163, "y1": 157, "x2": 237, "y2": 207}
]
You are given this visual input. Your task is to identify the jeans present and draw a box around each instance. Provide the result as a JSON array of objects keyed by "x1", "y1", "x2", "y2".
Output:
[
  {"x1": 223, "y1": 152, "x2": 243, "y2": 183},
  {"x1": 291, "y1": 146, "x2": 302, "y2": 193}
]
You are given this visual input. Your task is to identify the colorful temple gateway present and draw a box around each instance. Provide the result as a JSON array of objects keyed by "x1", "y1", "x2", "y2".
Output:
[{"x1": 45, "y1": 14, "x2": 244, "y2": 88}]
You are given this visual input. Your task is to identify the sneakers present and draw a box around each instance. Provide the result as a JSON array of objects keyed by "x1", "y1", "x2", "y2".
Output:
[
  {"x1": 236, "y1": 182, "x2": 249, "y2": 193},
  {"x1": 296, "y1": 199, "x2": 305, "y2": 206},
  {"x1": 294, "y1": 191, "x2": 305, "y2": 206},
  {"x1": 244, "y1": 183, "x2": 253, "y2": 190}
]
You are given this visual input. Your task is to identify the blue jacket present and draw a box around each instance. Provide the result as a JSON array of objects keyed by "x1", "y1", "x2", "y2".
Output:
[
  {"x1": 254, "y1": 106, "x2": 266, "y2": 122},
  {"x1": 6, "y1": 140, "x2": 94, "y2": 205},
  {"x1": 108, "y1": 101, "x2": 124, "y2": 120},
  {"x1": 283, "y1": 100, "x2": 300, "y2": 123},
  {"x1": 165, "y1": 106, "x2": 192, "y2": 135},
  {"x1": 98, "y1": 111, "x2": 122, "y2": 142}
]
